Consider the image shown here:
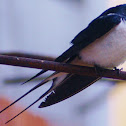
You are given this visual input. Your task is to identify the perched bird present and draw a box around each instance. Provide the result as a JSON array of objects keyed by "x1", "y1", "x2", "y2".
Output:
[{"x1": 2, "y1": 4, "x2": 126, "y2": 123}]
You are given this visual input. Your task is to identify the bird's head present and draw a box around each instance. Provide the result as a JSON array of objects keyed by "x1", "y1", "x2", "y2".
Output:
[{"x1": 100, "y1": 4, "x2": 126, "y2": 17}]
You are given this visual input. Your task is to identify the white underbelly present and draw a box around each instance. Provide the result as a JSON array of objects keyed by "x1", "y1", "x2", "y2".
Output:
[{"x1": 79, "y1": 21, "x2": 126, "y2": 68}]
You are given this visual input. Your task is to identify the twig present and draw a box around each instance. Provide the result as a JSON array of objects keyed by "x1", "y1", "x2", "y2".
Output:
[
  {"x1": 0, "y1": 52, "x2": 55, "y2": 61},
  {"x1": 0, "y1": 54, "x2": 126, "y2": 80}
]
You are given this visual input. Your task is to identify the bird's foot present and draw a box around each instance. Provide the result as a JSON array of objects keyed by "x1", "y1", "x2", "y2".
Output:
[{"x1": 114, "y1": 67, "x2": 123, "y2": 76}]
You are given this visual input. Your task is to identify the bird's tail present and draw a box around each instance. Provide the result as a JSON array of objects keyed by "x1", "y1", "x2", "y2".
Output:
[{"x1": 0, "y1": 72, "x2": 61, "y2": 124}]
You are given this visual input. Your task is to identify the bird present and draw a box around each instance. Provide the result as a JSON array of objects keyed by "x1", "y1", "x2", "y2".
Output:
[{"x1": 2, "y1": 4, "x2": 126, "y2": 124}]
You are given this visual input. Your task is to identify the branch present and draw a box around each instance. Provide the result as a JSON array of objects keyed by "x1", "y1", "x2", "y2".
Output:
[
  {"x1": 0, "y1": 54, "x2": 126, "y2": 80},
  {"x1": 0, "y1": 52, "x2": 55, "y2": 61}
]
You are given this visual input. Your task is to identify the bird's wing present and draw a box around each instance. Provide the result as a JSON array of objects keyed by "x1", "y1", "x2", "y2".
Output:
[
  {"x1": 39, "y1": 75, "x2": 100, "y2": 107},
  {"x1": 71, "y1": 14, "x2": 122, "y2": 45}
]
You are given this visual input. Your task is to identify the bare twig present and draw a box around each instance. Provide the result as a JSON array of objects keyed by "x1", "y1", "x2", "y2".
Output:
[
  {"x1": 0, "y1": 54, "x2": 126, "y2": 80},
  {"x1": 0, "y1": 52, "x2": 55, "y2": 61}
]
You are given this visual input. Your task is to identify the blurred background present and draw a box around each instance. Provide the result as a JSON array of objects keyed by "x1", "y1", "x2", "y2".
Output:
[{"x1": 0, "y1": 0, "x2": 126, "y2": 126}]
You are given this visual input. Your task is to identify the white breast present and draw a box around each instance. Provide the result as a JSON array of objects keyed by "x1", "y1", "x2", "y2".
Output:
[{"x1": 79, "y1": 20, "x2": 126, "y2": 68}]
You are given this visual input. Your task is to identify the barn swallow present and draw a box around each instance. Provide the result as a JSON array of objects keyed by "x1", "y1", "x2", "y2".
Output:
[{"x1": 2, "y1": 4, "x2": 126, "y2": 123}]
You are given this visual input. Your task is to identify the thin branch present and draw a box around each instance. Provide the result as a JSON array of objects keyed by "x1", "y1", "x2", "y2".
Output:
[
  {"x1": 0, "y1": 54, "x2": 126, "y2": 80},
  {"x1": 0, "y1": 52, "x2": 55, "y2": 61}
]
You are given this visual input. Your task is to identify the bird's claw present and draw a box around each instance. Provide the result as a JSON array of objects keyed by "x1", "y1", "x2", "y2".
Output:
[{"x1": 114, "y1": 67, "x2": 123, "y2": 76}]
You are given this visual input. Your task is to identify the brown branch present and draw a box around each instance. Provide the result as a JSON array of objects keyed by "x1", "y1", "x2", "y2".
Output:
[
  {"x1": 0, "y1": 54, "x2": 126, "y2": 80},
  {"x1": 0, "y1": 52, "x2": 55, "y2": 61}
]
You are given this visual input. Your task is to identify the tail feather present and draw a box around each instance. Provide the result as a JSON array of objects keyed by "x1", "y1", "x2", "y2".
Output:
[
  {"x1": 0, "y1": 80, "x2": 47, "y2": 114},
  {"x1": 5, "y1": 84, "x2": 55, "y2": 124},
  {"x1": 21, "y1": 70, "x2": 47, "y2": 85},
  {"x1": 0, "y1": 72, "x2": 60, "y2": 114}
]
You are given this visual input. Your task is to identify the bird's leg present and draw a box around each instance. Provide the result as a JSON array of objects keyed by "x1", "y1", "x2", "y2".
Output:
[{"x1": 114, "y1": 67, "x2": 123, "y2": 76}]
